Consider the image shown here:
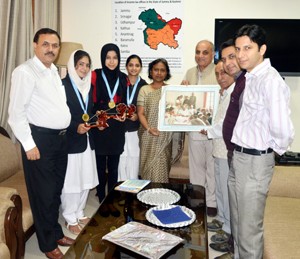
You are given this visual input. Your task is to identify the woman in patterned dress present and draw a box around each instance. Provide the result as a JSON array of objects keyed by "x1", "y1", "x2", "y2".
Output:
[{"x1": 137, "y1": 58, "x2": 173, "y2": 183}]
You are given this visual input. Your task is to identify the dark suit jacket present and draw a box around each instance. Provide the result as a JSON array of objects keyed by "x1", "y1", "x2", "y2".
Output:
[{"x1": 63, "y1": 74, "x2": 95, "y2": 154}]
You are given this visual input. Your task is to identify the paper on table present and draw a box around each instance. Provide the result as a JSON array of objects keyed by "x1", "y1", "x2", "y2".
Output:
[
  {"x1": 102, "y1": 221, "x2": 183, "y2": 259},
  {"x1": 114, "y1": 179, "x2": 150, "y2": 193},
  {"x1": 152, "y1": 205, "x2": 191, "y2": 224}
]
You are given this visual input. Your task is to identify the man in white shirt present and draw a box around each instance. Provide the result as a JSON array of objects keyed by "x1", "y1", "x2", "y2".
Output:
[
  {"x1": 8, "y1": 28, "x2": 73, "y2": 259},
  {"x1": 182, "y1": 40, "x2": 218, "y2": 217},
  {"x1": 204, "y1": 61, "x2": 235, "y2": 256},
  {"x1": 230, "y1": 24, "x2": 294, "y2": 258}
]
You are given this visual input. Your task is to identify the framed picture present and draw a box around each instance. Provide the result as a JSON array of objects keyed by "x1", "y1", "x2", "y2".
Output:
[{"x1": 158, "y1": 85, "x2": 220, "y2": 131}]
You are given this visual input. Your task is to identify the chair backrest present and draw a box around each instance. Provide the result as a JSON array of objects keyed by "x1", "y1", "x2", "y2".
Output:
[
  {"x1": 0, "y1": 135, "x2": 21, "y2": 182},
  {"x1": 0, "y1": 127, "x2": 10, "y2": 139}
]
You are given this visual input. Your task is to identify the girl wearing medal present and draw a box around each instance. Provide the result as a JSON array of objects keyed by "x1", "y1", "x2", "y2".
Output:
[
  {"x1": 61, "y1": 50, "x2": 99, "y2": 235},
  {"x1": 118, "y1": 55, "x2": 147, "y2": 181},
  {"x1": 91, "y1": 43, "x2": 127, "y2": 217}
]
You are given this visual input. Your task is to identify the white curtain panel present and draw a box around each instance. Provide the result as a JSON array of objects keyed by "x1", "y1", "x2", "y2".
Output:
[{"x1": 0, "y1": 0, "x2": 33, "y2": 136}]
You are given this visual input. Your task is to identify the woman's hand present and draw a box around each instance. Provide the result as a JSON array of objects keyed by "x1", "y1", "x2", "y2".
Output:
[
  {"x1": 114, "y1": 113, "x2": 126, "y2": 122},
  {"x1": 77, "y1": 123, "x2": 90, "y2": 134},
  {"x1": 129, "y1": 113, "x2": 138, "y2": 121},
  {"x1": 148, "y1": 128, "x2": 159, "y2": 136}
]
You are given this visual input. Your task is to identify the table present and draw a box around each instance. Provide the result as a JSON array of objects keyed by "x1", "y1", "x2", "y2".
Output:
[{"x1": 64, "y1": 182, "x2": 208, "y2": 259}]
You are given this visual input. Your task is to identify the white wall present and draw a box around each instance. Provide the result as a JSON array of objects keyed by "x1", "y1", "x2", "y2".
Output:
[{"x1": 61, "y1": 0, "x2": 300, "y2": 151}]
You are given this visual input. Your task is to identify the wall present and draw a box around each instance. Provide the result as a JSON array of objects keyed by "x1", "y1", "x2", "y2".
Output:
[{"x1": 61, "y1": 0, "x2": 300, "y2": 151}]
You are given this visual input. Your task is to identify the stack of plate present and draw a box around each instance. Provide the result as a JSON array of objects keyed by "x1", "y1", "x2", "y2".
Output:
[{"x1": 137, "y1": 188, "x2": 196, "y2": 228}]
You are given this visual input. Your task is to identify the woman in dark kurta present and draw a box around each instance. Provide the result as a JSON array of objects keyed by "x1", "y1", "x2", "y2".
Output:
[
  {"x1": 91, "y1": 43, "x2": 127, "y2": 216},
  {"x1": 61, "y1": 50, "x2": 98, "y2": 234},
  {"x1": 118, "y1": 54, "x2": 147, "y2": 181}
]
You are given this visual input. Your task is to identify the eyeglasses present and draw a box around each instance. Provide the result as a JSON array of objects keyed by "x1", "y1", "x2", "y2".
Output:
[{"x1": 41, "y1": 41, "x2": 60, "y2": 49}]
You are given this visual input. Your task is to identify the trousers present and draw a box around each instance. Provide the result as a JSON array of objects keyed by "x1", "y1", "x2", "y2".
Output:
[{"x1": 228, "y1": 150, "x2": 274, "y2": 259}]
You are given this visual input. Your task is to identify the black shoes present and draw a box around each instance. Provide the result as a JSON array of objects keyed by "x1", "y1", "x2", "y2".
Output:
[
  {"x1": 210, "y1": 242, "x2": 230, "y2": 253},
  {"x1": 207, "y1": 207, "x2": 217, "y2": 217},
  {"x1": 98, "y1": 203, "x2": 120, "y2": 217},
  {"x1": 207, "y1": 219, "x2": 223, "y2": 232},
  {"x1": 211, "y1": 230, "x2": 230, "y2": 243},
  {"x1": 108, "y1": 203, "x2": 120, "y2": 217},
  {"x1": 214, "y1": 252, "x2": 234, "y2": 259}
]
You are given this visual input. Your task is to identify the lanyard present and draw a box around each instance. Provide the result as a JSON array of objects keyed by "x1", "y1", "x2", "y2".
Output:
[
  {"x1": 70, "y1": 78, "x2": 89, "y2": 113},
  {"x1": 127, "y1": 76, "x2": 140, "y2": 105},
  {"x1": 101, "y1": 70, "x2": 119, "y2": 101}
]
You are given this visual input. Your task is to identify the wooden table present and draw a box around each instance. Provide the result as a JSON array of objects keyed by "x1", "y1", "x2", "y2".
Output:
[{"x1": 64, "y1": 182, "x2": 208, "y2": 259}]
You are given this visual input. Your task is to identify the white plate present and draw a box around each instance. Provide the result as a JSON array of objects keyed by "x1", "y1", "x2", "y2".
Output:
[
  {"x1": 137, "y1": 188, "x2": 180, "y2": 206},
  {"x1": 146, "y1": 205, "x2": 196, "y2": 228}
]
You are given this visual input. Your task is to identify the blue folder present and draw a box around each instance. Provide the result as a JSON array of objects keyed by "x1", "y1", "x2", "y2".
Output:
[{"x1": 152, "y1": 206, "x2": 191, "y2": 225}]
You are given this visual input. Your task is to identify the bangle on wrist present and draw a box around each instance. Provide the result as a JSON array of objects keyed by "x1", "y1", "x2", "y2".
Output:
[{"x1": 147, "y1": 127, "x2": 151, "y2": 132}]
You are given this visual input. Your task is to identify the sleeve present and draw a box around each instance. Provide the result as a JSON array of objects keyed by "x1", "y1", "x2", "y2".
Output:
[
  {"x1": 267, "y1": 78, "x2": 294, "y2": 155},
  {"x1": 137, "y1": 86, "x2": 146, "y2": 107},
  {"x1": 207, "y1": 118, "x2": 223, "y2": 139},
  {"x1": 8, "y1": 67, "x2": 36, "y2": 151}
]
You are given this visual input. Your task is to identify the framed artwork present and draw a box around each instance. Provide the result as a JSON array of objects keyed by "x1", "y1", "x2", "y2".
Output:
[{"x1": 158, "y1": 85, "x2": 220, "y2": 131}]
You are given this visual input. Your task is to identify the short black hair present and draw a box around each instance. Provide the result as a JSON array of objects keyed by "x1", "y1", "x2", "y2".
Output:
[
  {"x1": 219, "y1": 38, "x2": 234, "y2": 58},
  {"x1": 148, "y1": 58, "x2": 171, "y2": 81},
  {"x1": 234, "y1": 24, "x2": 266, "y2": 49},
  {"x1": 215, "y1": 59, "x2": 223, "y2": 65},
  {"x1": 126, "y1": 54, "x2": 143, "y2": 67},
  {"x1": 33, "y1": 28, "x2": 61, "y2": 44},
  {"x1": 74, "y1": 50, "x2": 91, "y2": 67}
]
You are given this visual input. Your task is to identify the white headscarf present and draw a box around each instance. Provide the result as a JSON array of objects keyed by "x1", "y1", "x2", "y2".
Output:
[{"x1": 67, "y1": 49, "x2": 91, "y2": 100}]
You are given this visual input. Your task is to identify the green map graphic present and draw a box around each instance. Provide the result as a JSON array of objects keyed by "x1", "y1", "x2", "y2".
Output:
[{"x1": 138, "y1": 9, "x2": 182, "y2": 50}]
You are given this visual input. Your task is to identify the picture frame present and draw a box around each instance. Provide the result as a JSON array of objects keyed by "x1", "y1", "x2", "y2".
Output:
[{"x1": 158, "y1": 85, "x2": 220, "y2": 131}]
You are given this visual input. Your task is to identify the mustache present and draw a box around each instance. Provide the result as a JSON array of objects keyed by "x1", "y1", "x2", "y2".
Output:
[{"x1": 45, "y1": 52, "x2": 55, "y2": 56}]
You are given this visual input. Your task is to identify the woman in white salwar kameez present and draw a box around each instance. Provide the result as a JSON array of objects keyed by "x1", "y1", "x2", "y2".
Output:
[{"x1": 61, "y1": 50, "x2": 98, "y2": 235}]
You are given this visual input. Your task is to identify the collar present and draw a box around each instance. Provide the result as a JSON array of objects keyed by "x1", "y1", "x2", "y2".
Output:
[
  {"x1": 222, "y1": 82, "x2": 235, "y2": 98},
  {"x1": 246, "y1": 58, "x2": 271, "y2": 79},
  {"x1": 33, "y1": 55, "x2": 58, "y2": 73},
  {"x1": 197, "y1": 62, "x2": 215, "y2": 77}
]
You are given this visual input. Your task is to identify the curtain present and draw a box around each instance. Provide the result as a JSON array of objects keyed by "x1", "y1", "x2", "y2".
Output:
[
  {"x1": 0, "y1": 0, "x2": 33, "y2": 136},
  {"x1": 34, "y1": 0, "x2": 61, "y2": 34},
  {"x1": 0, "y1": 0, "x2": 61, "y2": 137}
]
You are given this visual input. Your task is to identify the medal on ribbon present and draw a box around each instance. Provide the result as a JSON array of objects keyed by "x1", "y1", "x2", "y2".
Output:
[
  {"x1": 102, "y1": 70, "x2": 119, "y2": 109},
  {"x1": 108, "y1": 100, "x2": 116, "y2": 109},
  {"x1": 82, "y1": 113, "x2": 90, "y2": 122},
  {"x1": 70, "y1": 78, "x2": 89, "y2": 122},
  {"x1": 127, "y1": 76, "x2": 140, "y2": 105}
]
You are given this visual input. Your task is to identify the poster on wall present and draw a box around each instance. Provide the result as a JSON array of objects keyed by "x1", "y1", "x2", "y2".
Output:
[{"x1": 112, "y1": 0, "x2": 183, "y2": 73}]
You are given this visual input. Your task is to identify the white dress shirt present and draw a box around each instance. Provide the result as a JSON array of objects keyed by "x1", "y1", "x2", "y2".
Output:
[
  {"x1": 8, "y1": 56, "x2": 71, "y2": 151},
  {"x1": 231, "y1": 59, "x2": 294, "y2": 155},
  {"x1": 208, "y1": 82, "x2": 235, "y2": 159}
]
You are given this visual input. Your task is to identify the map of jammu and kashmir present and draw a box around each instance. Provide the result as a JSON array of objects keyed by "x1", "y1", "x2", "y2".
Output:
[{"x1": 138, "y1": 9, "x2": 182, "y2": 50}]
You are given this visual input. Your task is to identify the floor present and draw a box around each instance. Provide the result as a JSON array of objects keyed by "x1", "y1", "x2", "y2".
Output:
[{"x1": 24, "y1": 188, "x2": 223, "y2": 259}]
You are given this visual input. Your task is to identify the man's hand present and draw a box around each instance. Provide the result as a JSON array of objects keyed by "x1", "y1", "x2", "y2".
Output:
[
  {"x1": 26, "y1": 146, "x2": 40, "y2": 160},
  {"x1": 181, "y1": 80, "x2": 190, "y2": 85},
  {"x1": 200, "y1": 129, "x2": 207, "y2": 135}
]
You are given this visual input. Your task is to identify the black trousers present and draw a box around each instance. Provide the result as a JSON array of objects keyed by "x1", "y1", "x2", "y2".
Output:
[
  {"x1": 21, "y1": 130, "x2": 67, "y2": 252},
  {"x1": 95, "y1": 154, "x2": 120, "y2": 203}
]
